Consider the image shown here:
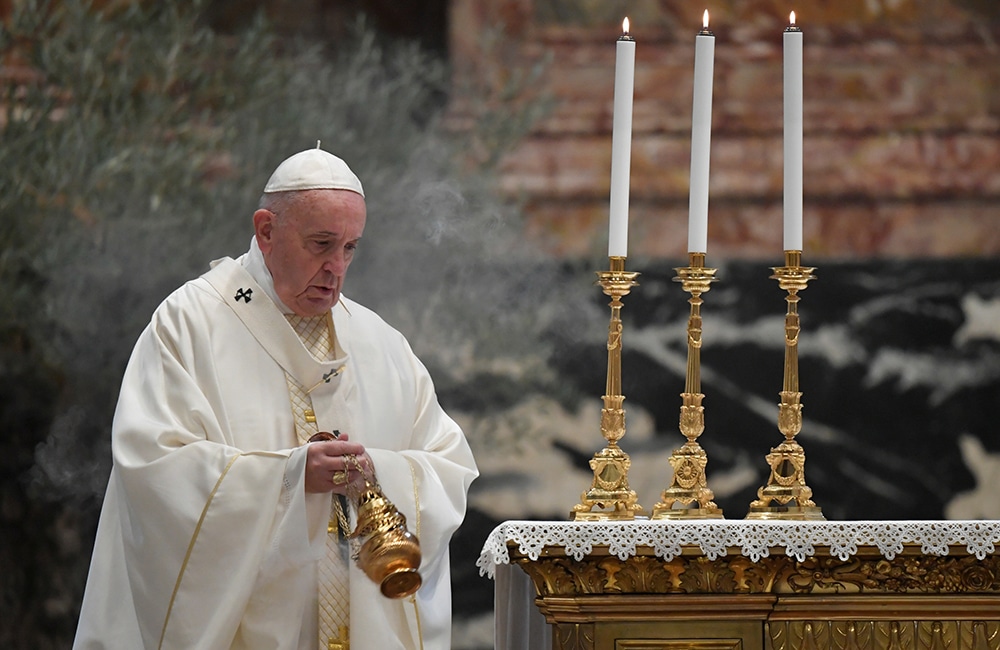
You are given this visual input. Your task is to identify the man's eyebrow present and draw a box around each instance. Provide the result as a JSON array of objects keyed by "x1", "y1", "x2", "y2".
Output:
[{"x1": 306, "y1": 231, "x2": 362, "y2": 241}]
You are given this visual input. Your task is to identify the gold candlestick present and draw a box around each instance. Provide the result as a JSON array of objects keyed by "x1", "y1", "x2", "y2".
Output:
[
  {"x1": 571, "y1": 256, "x2": 645, "y2": 520},
  {"x1": 746, "y1": 250, "x2": 824, "y2": 520},
  {"x1": 652, "y1": 252, "x2": 723, "y2": 519}
]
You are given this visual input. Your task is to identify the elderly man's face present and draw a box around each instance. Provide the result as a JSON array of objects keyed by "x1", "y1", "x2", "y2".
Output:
[{"x1": 253, "y1": 189, "x2": 366, "y2": 317}]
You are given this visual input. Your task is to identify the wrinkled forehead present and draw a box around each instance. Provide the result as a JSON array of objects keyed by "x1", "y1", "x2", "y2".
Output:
[{"x1": 260, "y1": 188, "x2": 366, "y2": 218}]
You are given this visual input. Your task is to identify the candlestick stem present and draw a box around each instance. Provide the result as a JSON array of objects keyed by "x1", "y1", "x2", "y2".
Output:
[
  {"x1": 652, "y1": 253, "x2": 723, "y2": 519},
  {"x1": 746, "y1": 250, "x2": 824, "y2": 520},
  {"x1": 571, "y1": 256, "x2": 644, "y2": 520}
]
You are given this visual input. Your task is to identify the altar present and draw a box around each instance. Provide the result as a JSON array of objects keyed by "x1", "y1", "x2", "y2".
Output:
[{"x1": 479, "y1": 520, "x2": 1000, "y2": 650}]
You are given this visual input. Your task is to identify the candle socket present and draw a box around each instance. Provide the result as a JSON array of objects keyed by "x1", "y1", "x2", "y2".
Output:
[
  {"x1": 746, "y1": 250, "x2": 824, "y2": 520},
  {"x1": 652, "y1": 252, "x2": 723, "y2": 519},
  {"x1": 571, "y1": 256, "x2": 645, "y2": 520}
]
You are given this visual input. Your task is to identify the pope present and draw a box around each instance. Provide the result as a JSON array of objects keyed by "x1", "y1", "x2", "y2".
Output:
[{"x1": 73, "y1": 146, "x2": 479, "y2": 649}]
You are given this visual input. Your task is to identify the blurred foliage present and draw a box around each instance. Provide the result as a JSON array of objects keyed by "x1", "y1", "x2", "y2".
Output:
[
  {"x1": 0, "y1": 0, "x2": 567, "y2": 493},
  {"x1": 0, "y1": 0, "x2": 574, "y2": 646}
]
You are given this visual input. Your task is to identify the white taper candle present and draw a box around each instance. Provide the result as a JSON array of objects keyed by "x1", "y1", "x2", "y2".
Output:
[
  {"x1": 783, "y1": 12, "x2": 804, "y2": 251},
  {"x1": 608, "y1": 18, "x2": 635, "y2": 258},
  {"x1": 688, "y1": 10, "x2": 715, "y2": 254}
]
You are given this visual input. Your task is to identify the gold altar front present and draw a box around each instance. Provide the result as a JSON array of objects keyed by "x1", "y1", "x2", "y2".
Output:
[{"x1": 498, "y1": 532, "x2": 1000, "y2": 650}]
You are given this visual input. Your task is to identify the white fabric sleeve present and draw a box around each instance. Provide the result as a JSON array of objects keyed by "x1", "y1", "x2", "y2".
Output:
[
  {"x1": 259, "y1": 444, "x2": 329, "y2": 578},
  {"x1": 359, "y1": 341, "x2": 478, "y2": 650}
]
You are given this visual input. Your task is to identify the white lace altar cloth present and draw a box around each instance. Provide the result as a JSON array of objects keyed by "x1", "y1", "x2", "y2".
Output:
[{"x1": 477, "y1": 520, "x2": 1000, "y2": 579}]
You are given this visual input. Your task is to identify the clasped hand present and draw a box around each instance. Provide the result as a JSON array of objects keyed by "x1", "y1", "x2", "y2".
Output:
[{"x1": 304, "y1": 431, "x2": 372, "y2": 495}]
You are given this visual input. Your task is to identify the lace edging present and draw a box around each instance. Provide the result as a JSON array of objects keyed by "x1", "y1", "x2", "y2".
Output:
[{"x1": 476, "y1": 520, "x2": 1000, "y2": 579}]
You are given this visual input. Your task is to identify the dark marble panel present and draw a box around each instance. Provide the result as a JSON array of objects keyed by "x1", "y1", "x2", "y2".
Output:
[{"x1": 448, "y1": 257, "x2": 1000, "y2": 646}]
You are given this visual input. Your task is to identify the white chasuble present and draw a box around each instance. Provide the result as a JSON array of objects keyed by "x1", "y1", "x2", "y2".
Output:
[{"x1": 73, "y1": 250, "x2": 478, "y2": 650}]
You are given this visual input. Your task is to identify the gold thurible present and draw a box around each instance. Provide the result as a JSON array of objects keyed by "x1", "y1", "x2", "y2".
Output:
[
  {"x1": 652, "y1": 252, "x2": 723, "y2": 519},
  {"x1": 571, "y1": 256, "x2": 645, "y2": 520},
  {"x1": 746, "y1": 250, "x2": 824, "y2": 520}
]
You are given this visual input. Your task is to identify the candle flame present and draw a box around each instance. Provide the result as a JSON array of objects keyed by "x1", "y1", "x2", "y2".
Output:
[
  {"x1": 789, "y1": 11, "x2": 796, "y2": 26},
  {"x1": 622, "y1": 17, "x2": 629, "y2": 35},
  {"x1": 703, "y1": 10, "x2": 709, "y2": 29}
]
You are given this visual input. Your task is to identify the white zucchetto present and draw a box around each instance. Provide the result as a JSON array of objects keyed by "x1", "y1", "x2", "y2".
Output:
[{"x1": 263, "y1": 147, "x2": 365, "y2": 197}]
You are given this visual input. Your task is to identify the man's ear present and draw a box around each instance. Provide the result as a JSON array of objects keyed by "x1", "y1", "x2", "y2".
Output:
[{"x1": 253, "y1": 209, "x2": 275, "y2": 254}]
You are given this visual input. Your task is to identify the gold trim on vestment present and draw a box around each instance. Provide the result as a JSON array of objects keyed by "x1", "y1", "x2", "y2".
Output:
[
  {"x1": 406, "y1": 459, "x2": 421, "y2": 539},
  {"x1": 405, "y1": 457, "x2": 425, "y2": 650},
  {"x1": 158, "y1": 453, "x2": 241, "y2": 650}
]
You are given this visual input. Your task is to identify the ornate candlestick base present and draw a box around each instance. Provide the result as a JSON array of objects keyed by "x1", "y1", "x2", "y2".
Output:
[
  {"x1": 570, "y1": 407, "x2": 643, "y2": 521},
  {"x1": 652, "y1": 393, "x2": 723, "y2": 519},
  {"x1": 747, "y1": 251, "x2": 824, "y2": 520},
  {"x1": 571, "y1": 257, "x2": 645, "y2": 521},
  {"x1": 652, "y1": 254, "x2": 722, "y2": 520}
]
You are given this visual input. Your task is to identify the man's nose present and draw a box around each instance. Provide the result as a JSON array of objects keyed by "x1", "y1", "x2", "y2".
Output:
[{"x1": 322, "y1": 250, "x2": 349, "y2": 275}]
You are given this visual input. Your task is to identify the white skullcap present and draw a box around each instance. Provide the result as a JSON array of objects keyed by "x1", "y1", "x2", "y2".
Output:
[{"x1": 263, "y1": 146, "x2": 364, "y2": 197}]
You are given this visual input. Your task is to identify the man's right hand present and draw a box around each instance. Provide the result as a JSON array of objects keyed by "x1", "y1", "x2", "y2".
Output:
[{"x1": 304, "y1": 432, "x2": 372, "y2": 494}]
